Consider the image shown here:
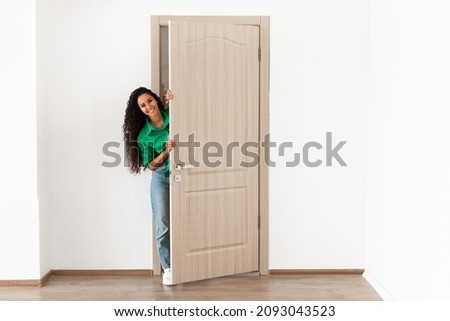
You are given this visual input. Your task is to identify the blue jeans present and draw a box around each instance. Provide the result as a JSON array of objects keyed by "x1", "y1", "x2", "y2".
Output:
[{"x1": 150, "y1": 166, "x2": 170, "y2": 269}]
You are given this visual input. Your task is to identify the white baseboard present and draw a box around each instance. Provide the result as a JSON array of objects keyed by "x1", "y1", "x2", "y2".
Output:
[{"x1": 363, "y1": 269, "x2": 395, "y2": 301}]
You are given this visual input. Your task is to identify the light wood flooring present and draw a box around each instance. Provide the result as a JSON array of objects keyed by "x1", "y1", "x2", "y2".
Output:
[{"x1": 0, "y1": 273, "x2": 381, "y2": 301}]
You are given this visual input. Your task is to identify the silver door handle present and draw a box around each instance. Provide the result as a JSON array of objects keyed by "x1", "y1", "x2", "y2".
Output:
[{"x1": 175, "y1": 163, "x2": 198, "y2": 170}]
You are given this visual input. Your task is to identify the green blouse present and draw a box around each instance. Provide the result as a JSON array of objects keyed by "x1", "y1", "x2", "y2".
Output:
[{"x1": 137, "y1": 107, "x2": 170, "y2": 177}]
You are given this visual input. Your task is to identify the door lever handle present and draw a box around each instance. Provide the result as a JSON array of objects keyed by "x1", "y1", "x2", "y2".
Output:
[{"x1": 175, "y1": 163, "x2": 198, "y2": 170}]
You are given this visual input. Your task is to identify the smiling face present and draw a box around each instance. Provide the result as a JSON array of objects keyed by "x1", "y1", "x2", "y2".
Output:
[{"x1": 137, "y1": 93, "x2": 161, "y2": 119}]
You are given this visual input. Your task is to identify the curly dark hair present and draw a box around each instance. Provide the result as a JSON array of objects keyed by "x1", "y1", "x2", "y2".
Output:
[{"x1": 123, "y1": 87, "x2": 165, "y2": 174}]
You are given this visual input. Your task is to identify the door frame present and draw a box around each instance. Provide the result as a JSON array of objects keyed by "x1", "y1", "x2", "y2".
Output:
[{"x1": 150, "y1": 15, "x2": 269, "y2": 277}]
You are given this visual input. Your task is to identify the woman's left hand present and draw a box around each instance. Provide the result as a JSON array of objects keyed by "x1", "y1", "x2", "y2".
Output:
[
  {"x1": 164, "y1": 90, "x2": 174, "y2": 106},
  {"x1": 166, "y1": 137, "x2": 176, "y2": 153}
]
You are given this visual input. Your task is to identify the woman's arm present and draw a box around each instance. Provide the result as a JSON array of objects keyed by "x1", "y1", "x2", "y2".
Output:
[
  {"x1": 150, "y1": 90, "x2": 174, "y2": 170},
  {"x1": 148, "y1": 138, "x2": 176, "y2": 171},
  {"x1": 149, "y1": 149, "x2": 170, "y2": 171}
]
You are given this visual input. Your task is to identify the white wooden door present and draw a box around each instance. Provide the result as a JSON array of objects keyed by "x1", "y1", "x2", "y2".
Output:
[{"x1": 168, "y1": 20, "x2": 260, "y2": 284}]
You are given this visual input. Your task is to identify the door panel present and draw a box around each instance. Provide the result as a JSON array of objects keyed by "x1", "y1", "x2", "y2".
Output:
[{"x1": 169, "y1": 20, "x2": 259, "y2": 284}]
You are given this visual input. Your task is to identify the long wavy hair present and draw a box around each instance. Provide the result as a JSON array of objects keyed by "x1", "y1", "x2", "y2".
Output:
[{"x1": 123, "y1": 87, "x2": 165, "y2": 174}]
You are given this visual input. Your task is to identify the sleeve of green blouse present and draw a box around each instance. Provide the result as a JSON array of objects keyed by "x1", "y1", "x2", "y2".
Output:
[{"x1": 138, "y1": 140, "x2": 155, "y2": 169}]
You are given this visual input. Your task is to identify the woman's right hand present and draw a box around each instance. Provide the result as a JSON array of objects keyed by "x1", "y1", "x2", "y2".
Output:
[{"x1": 164, "y1": 90, "x2": 173, "y2": 106}]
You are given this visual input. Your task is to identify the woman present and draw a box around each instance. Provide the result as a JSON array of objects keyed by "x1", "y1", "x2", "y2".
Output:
[{"x1": 123, "y1": 87, "x2": 175, "y2": 286}]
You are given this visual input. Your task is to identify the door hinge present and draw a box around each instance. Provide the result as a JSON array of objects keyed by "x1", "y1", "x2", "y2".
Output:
[
  {"x1": 258, "y1": 47, "x2": 261, "y2": 62},
  {"x1": 257, "y1": 215, "x2": 261, "y2": 229}
]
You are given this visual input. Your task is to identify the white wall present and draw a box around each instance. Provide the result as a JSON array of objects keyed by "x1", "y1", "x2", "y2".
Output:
[
  {"x1": 6, "y1": 0, "x2": 449, "y2": 301},
  {"x1": 35, "y1": 0, "x2": 369, "y2": 272},
  {"x1": 366, "y1": 0, "x2": 450, "y2": 300},
  {"x1": 0, "y1": 0, "x2": 40, "y2": 279}
]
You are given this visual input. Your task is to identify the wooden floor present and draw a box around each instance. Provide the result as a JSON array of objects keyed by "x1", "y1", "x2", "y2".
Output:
[{"x1": 0, "y1": 273, "x2": 381, "y2": 301}]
